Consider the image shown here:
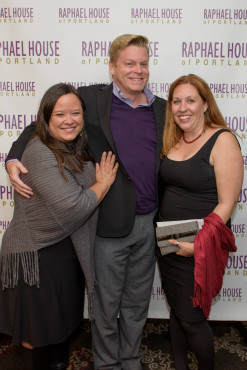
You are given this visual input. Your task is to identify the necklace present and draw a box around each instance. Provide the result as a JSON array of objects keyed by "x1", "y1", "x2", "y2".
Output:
[{"x1": 182, "y1": 131, "x2": 204, "y2": 144}]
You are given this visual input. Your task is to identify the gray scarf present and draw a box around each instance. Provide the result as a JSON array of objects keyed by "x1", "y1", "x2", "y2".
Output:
[{"x1": 0, "y1": 137, "x2": 98, "y2": 320}]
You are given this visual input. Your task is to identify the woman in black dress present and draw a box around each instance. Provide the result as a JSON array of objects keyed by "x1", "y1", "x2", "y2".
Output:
[
  {"x1": 0, "y1": 83, "x2": 118, "y2": 370},
  {"x1": 157, "y1": 74, "x2": 243, "y2": 369}
]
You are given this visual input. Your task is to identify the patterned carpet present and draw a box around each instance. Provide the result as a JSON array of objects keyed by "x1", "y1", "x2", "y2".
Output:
[{"x1": 0, "y1": 319, "x2": 247, "y2": 369}]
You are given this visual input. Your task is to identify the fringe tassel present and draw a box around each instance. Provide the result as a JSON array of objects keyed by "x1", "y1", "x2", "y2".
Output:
[
  {"x1": 192, "y1": 284, "x2": 212, "y2": 318},
  {"x1": 192, "y1": 284, "x2": 202, "y2": 308},
  {"x1": 0, "y1": 251, "x2": 40, "y2": 289}
]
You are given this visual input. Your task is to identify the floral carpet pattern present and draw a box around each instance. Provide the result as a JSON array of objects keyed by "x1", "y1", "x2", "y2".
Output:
[{"x1": 0, "y1": 319, "x2": 246, "y2": 369}]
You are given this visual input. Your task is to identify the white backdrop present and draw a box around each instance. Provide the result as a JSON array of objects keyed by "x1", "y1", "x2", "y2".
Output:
[{"x1": 0, "y1": 0, "x2": 246, "y2": 320}]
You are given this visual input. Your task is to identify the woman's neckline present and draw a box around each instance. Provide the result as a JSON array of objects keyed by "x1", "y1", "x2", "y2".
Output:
[{"x1": 166, "y1": 128, "x2": 228, "y2": 163}]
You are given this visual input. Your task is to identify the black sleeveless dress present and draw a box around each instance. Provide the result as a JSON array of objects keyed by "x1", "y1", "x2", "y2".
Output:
[{"x1": 157, "y1": 129, "x2": 229, "y2": 322}]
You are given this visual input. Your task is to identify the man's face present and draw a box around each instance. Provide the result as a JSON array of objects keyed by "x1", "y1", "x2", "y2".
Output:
[{"x1": 109, "y1": 45, "x2": 149, "y2": 99}]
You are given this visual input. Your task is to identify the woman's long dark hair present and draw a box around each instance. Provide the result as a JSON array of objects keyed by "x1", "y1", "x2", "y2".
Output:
[{"x1": 36, "y1": 83, "x2": 93, "y2": 178}]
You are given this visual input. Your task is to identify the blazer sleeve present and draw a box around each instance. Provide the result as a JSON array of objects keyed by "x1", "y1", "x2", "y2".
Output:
[{"x1": 6, "y1": 121, "x2": 36, "y2": 161}]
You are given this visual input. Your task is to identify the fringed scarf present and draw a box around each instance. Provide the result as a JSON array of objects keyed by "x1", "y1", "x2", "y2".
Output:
[{"x1": 0, "y1": 137, "x2": 98, "y2": 320}]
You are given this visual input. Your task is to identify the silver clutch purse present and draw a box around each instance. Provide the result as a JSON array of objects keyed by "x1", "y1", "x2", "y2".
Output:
[{"x1": 156, "y1": 220, "x2": 202, "y2": 256}]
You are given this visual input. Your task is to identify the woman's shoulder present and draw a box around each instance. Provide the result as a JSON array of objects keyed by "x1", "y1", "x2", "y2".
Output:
[
  {"x1": 205, "y1": 127, "x2": 235, "y2": 145},
  {"x1": 210, "y1": 128, "x2": 241, "y2": 160},
  {"x1": 26, "y1": 136, "x2": 45, "y2": 149},
  {"x1": 211, "y1": 128, "x2": 238, "y2": 145},
  {"x1": 23, "y1": 136, "x2": 55, "y2": 163},
  {"x1": 208, "y1": 127, "x2": 230, "y2": 135}
]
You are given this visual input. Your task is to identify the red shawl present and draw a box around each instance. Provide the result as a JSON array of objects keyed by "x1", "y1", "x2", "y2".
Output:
[{"x1": 192, "y1": 212, "x2": 237, "y2": 318}]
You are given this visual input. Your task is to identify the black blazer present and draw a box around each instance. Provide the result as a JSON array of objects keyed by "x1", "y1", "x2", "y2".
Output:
[{"x1": 7, "y1": 83, "x2": 167, "y2": 237}]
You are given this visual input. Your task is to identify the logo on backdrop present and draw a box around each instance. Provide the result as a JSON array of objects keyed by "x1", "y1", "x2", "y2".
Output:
[
  {"x1": 231, "y1": 223, "x2": 246, "y2": 238},
  {"x1": 0, "y1": 114, "x2": 36, "y2": 138},
  {"x1": 65, "y1": 81, "x2": 109, "y2": 88},
  {"x1": 225, "y1": 254, "x2": 247, "y2": 278},
  {"x1": 151, "y1": 285, "x2": 165, "y2": 300},
  {"x1": 0, "y1": 7, "x2": 34, "y2": 23},
  {"x1": 237, "y1": 188, "x2": 247, "y2": 212},
  {"x1": 209, "y1": 82, "x2": 247, "y2": 100},
  {"x1": 0, "y1": 185, "x2": 14, "y2": 208},
  {"x1": 0, "y1": 153, "x2": 7, "y2": 163},
  {"x1": 130, "y1": 8, "x2": 182, "y2": 24},
  {"x1": 0, "y1": 81, "x2": 36, "y2": 97},
  {"x1": 181, "y1": 41, "x2": 247, "y2": 67},
  {"x1": 214, "y1": 286, "x2": 243, "y2": 303},
  {"x1": 225, "y1": 116, "x2": 247, "y2": 139},
  {"x1": 147, "y1": 81, "x2": 171, "y2": 99},
  {"x1": 243, "y1": 156, "x2": 247, "y2": 171},
  {"x1": 203, "y1": 8, "x2": 247, "y2": 25},
  {"x1": 0, "y1": 153, "x2": 7, "y2": 170},
  {"x1": 58, "y1": 8, "x2": 110, "y2": 24},
  {"x1": 0, "y1": 219, "x2": 10, "y2": 233},
  {"x1": 145, "y1": 81, "x2": 246, "y2": 100},
  {"x1": 81, "y1": 40, "x2": 160, "y2": 66},
  {"x1": 0, "y1": 40, "x2": 60, "y2": 65}
]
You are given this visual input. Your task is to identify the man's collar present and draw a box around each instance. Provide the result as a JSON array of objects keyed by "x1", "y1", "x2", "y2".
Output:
[{"x1": 112, "y1": 81, "x2": 155, "y2": 108}]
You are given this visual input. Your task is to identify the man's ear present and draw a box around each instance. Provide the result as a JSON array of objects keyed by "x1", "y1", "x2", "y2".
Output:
[{"x1": 109, "y1": 60, "x2": 115, "y2": 77}]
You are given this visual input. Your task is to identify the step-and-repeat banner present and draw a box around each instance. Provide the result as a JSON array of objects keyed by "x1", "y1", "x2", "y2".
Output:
[{"x1": 1, "y1": 0, "x2": 246, "y2": 320}]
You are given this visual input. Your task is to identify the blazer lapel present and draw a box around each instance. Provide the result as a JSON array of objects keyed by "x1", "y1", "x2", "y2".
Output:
[
  {"x1": 96, "y1": 83, "x2": 118, "y2": 154},
  {"x1": 96, "y1": 83, "x2": 129, "y2": 176}
]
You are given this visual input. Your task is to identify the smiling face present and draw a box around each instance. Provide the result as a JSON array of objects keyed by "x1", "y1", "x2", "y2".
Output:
[
  {"x1": 171, "y1": 84, "x2": 207, "y2": 132},
  {"x1": 171, "y1": 83, "x2": 208, "y2": 134},
  {"x1": 109, "y1": 45, "x2": 149, "y2": 101},
  {"x1": 48, "y1": 93, "x2": 84, "y2": 142}
]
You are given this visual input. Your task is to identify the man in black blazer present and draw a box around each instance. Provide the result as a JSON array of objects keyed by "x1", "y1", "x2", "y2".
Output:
[{"x1": 6, "y1": 34, "x2": 166, "y2": 369}]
